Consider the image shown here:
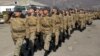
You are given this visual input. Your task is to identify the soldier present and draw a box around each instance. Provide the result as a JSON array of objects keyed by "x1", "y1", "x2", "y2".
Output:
[
  {"x1": 97, "y1": 11, "x2": 100, "y2": 19},
  {"x1": 69, "y1": 9, "x2": 76, "y2": 29},
  {"x1": 26, "y1": 7, "x2": 38, "y2": 54},
  {"x1": 71, "y1": 9, "x2": 80, "y2": 29},
  {"x1": 35, "y1": 8, "x2": 44, "y2": 50},
  {"x1": 87, "y1": 12, "x2": 93, "y2": 25},
  {"x1": 35, "y1": 8, "x2": 40, "y2": 17},
  {"x1": 59, "y1": 10, "x2": 64, "y2": 33},
  {"x1": 66, "y1": 10, "x2": 74, "y2": 36},
  {"x1": 10, "y1": 10, "x2": 26, "y2": 56},
  {"x1": 51, "y1": 7, "x2": 61, "y2": 51},
  {"x1": 40, "y1": 8, "x2": 52, "y2": 56},
  {"x1": 3, "y1": 11, "x2": 13, "y2": 23},
  {"x1": 59, "y1": 10, "x2": 65, "y2": 43},
  {"x1": 62, "y1": 10, "x2": 69, "y2": 38},
  {"x1": 85, "y1": 11, "x2": 92, "y2": 25},
  {"x1": 78, "y1": 9, "x2": 86, "y2": 31}
]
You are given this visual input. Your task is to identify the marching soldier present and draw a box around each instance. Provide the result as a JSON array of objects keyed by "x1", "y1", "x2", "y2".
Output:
[
  {"x1": 10, "y1": 10, "x2": 26, "y2": 56},
  {"x1": 78, "y1": 9, "x2": 86, "y2": 31},
  {"x1": 59, "y1": 10, "x2": 65, "y2": 42},
  {"x1": 69, "y1": 9, "x2": 76, "y2": 29},
  {"x1": 40, "y1": 8, "x2": 52, "y2": 56},
  {"x1": 66, "y1": 10, "x2": 73, "y2": 36},
  {"x1": 72, "y1": 9, "x2": 80, "y2": 29},
  {"x1": 36, "y1": 8, "x2": 44, "y2": 50},
  {"x1": 26, "y1": 7, "x2": 38, "y2": 54},
  {"x1": 87, "y1": 12, "x2": 93, "y2": 25},
  {"x1": 51, "y1": 7, "x2": 61, "y2": 51},
  {"x1": 62, "y1": 10, "x2": 69, "y2": 37}
]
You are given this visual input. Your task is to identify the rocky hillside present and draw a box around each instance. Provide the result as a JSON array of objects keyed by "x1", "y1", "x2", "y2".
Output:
[{"x1": 35, "y1": 0, "x2": 100, "y2": 9}]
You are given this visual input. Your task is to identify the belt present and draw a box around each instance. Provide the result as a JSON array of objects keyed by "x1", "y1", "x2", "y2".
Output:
[
  {"x1": 42, "y1": 25, "x2": 50, "y2": 27},
  {"x1": 28, "y1": 24, "x2": 36, "y2": 26},
  {"x1": 56, "y1": 22, "x2": 60, "y2": 24},
  {"x1": 12, "y1": 30, "x2": 25, "y2": 33}
]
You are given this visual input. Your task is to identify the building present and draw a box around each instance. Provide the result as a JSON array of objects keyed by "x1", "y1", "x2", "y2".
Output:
[
  {"x1": 0, "y1": 0, "x2": 47, "y2": 13},
  {"x1": 0, "y1": 6, "x2": 15, "y2": 13},
  {"x1": 0, "y1": 0, "x2": 47, "y2": 6}
]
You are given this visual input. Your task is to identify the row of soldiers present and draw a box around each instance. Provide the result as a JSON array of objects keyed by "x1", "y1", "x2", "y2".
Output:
[{"x1": 8, "y1": 7, "x2": 100, "y2": 56}]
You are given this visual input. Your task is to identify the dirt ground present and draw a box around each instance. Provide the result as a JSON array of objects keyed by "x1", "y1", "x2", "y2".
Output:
[{"x1": 0, "y1": 20, "x2": 100, "y2": 56}]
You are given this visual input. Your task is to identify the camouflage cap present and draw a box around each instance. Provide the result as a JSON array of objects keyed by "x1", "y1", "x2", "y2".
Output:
[
  {"x1": 39, "y1": 8, "x2": 44, "y2": 10},
  {"x1": 27, "y1": 6, "x2": 36, "y2": 10},
  {"x1": 44, "y1": 7, "x2": 50, "y2": 11},
  {"x1": 52, "y1": 6, "x2": 58, "y2": 9}
]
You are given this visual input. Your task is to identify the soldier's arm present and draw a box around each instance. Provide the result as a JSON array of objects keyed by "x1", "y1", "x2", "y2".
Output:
[
  {"x1": 25, "y1": 18, "x2": 30, "y2": 39},
  {"x1": 51, "y1": 16, "x2": 55, "y2": 33},
  {"x1": 9, "y1": 17, "x2": 14, "y2": 23},
  {"x1": 49, "y1": 17, "x2": 53, "y2": 31},
  {"x1": 60, "y1": 15, "x2": 64, "y2": 31},
  {"x1": 63, "y1": 17, "x2": 66, "y2": 30},
  {"x1": 59, "y1": 15, "x2": 63, "y2": 28},
  {"x1": 36, "y1": 18, "x2": 40, "y2": 32}
]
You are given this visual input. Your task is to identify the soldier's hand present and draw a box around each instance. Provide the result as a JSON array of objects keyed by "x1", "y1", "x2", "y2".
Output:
[{"x1": 26, "y1": 35, "x2": 30, "y2": 39}]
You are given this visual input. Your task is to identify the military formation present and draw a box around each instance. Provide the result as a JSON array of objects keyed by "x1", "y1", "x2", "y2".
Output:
[{"x1": 3, "y1": 6, "x2": 100, "y2": 56}]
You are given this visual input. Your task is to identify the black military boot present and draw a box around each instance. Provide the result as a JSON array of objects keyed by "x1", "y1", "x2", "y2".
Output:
[
  {"x1": 53, "y1": 47, "x2": 56, "y2": 52},
  {"x1": 13, "y1": 55, "x2": 16, "y2": 56},
  {"x1": 53, "y1": 45, "x2": 58, "y2": 52},
  {"x1": 44, "y1": 50, "x2": 50, "y2": 56}
]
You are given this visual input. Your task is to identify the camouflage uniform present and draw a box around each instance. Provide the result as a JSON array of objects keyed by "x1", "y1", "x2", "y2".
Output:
[
  {"x1": 26, "y1": 15, "x2": 39, "y2": 51},
  {"x1": 86, "y1": 13, "x2": 93, "y2": 25},
  {"x1": 63, "y1": 15, "x2": 68, "y2": 36},
  {"x1": 41, "y1": 15, "x2": 52, "y2": 51},
  {"x1": 63, "y1": 15, "x2": 67, "y2": 31},
  {"x1": 78, "y1": 13, "x2": 86, "y2": 29},
  {"x1": 71, "y1": 13, "x2": 79, "y2": 28},
  {"x1": 59, "y1": 14, "x2": 63, "y2": 32},
  {"x1": 10, "y1": 17, "x2": 26, "y2": 56},
  {"x1": 96, "y1": 11, "x2": 100, "y2": 19},
  {"x1": 51, "y1": 14, "x2": 61, "y2": 46},
  {"x1": 66, "y1": 15, "x2": 73, "y2": 35}
]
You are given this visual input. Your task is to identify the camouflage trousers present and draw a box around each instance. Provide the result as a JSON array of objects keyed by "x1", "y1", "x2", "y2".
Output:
[
  {"x1": 43, "y1": 30, "x2": 52, "y2": 51},
  {"x1": 67, "y1": 22, "x2": 73, "y2": 35},
  {"x1": 11, "y1": 32, "x2": 25, "y2": 56},
  {"x1": 79, "y1": 20, "x2": 86, "y2": 29},
  {"x1": 72, "y1": 21, "x2": 75, "y2": 29},
  {"x1": 28, "y1": 27, "x2": 37, "y2": 50},
  {"x1": 88, "y1": 18, "x2": 93, "y2": 24},
  {"x1": 53, "y1": 26, "x2": 60, "y2": 46}
]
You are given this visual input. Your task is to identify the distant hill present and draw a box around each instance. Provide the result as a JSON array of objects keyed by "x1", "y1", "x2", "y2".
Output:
[
  {"x1": 35, "y1": 0, "x2": 100, "y2": 9},
  {"x1": 0, "y1": 0, "x2": 100, "y2": 9}
]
